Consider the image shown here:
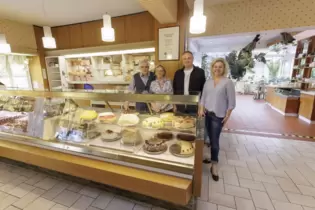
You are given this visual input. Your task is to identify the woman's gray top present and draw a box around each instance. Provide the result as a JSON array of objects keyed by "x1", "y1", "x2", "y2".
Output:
[{"x1": 200, "y1": 78, "x2": 236, "y2": 118}]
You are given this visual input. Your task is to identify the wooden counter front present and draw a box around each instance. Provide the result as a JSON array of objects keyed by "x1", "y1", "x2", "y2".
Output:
[
  {"x1": 266, "y1": 87, "x2": 299, "y2": 116},
  {"x1": 299, "y1": 93, "x2": 315, "y2": 124},
  {"x1": 0, "y1": 140, "x2": 193, "y2": 206}
]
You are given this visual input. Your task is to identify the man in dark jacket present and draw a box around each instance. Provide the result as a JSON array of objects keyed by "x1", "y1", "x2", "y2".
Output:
[
  {"x1": 173, "y1": 51, "x2": 206, "y2": 114},
  {"x1": 124, "y1": 60, "x2": 155, "y2": 112}
]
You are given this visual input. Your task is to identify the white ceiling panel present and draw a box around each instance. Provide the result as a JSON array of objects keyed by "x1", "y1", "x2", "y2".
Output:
[
  {"x1": 189, "y1": 27, "x2": 314, "y2": 53},
  {"x1": 0, "y1": 0, "x2": 145, "y2": 26}
]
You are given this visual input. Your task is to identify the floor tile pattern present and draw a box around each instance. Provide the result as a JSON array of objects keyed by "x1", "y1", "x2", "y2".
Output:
[{"x1": 2, "y1": 133, "x2": 315, "y2": 209}]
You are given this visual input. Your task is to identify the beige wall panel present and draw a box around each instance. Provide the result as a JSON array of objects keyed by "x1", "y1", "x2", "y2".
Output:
[
  {"x1": 0, "y1": 19, "x2": 37, "y2": 54},
  {"x1": 138, "y1": 0, "x2": 177, "y2": 24},
  {"x1": 192, "y1": 0, "x2": 315, "y2": 37}
]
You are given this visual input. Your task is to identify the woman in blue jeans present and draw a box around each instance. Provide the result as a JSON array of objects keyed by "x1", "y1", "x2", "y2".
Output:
[{"x1": 198, "y1": 58, "x2": 236, "y2": 181}]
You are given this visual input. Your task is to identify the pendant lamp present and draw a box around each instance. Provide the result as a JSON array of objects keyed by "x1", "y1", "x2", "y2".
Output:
[
  {"x1": 0, "y1": 34, "x2": 11, "y2": 54},
  {"x1": 42, "y1": 26, "x2": 56, "y2": 49},
  {"x1": 101, "y1": 14, "x2": 115, "y2": 42},
  {"x1": 189, "y1": 0, "x2": 207, "y2": 34}
]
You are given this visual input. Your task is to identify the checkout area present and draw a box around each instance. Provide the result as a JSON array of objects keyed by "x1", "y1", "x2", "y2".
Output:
[{"x1": 266, "y1": 85, "x2": 315, "y2": 124}]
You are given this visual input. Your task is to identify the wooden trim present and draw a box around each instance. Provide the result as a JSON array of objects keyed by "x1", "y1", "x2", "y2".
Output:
[
  {"x1": 0, "y1": 140, "x2": 192, "y2": 205},
  {"x1": 193, "y1": 139, "x2": 203, "y2": 197},
  {"x1": 33, "y1": 12, "x2": 149, "y2": 28}
]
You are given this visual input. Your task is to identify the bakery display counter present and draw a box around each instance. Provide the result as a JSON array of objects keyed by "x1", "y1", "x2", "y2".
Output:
[
  {"x1": 0, "y1": 90, "x2": 203, "y2": 206},
  {"x1": 266, "y1": 87, "x2": 300, "y2": 116}
]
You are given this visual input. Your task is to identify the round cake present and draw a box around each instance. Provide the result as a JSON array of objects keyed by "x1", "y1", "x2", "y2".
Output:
[
  {"x1": 80, "y1": 110, "x2": 98, "y2": 121},
  {"x1": 121, "y1": 128, "x2": 141, "y2": 145},
  {"x1": 142, "y1": 117, "x2": 164, "y2": 129},
  {"x1": 176, "y1": 133, "x2": 196, "y2": 142},
  {"x1": 143, "y1": 138, "x2": 167, "y2": 153},
  {"x1": 177, "y1": 141, "x2": 194, "y2": 155},
  {"x1": 156, "y1": 132, "x2": 174, "y2": 141},
  {"x1": 117, "y1": 114, "x2": 139, "y2": 126},
  {"x1": 160, "y1": 113, "x2": 174, "y2": 123},
  {"x1": 98, "y1": 112, "x2": 116, "y2": 123},
  {"x1": 101, "y1": 129, "x2": 121, "y2": 141},
  {"x1": 172, "y1": 116, "x2": 195, "y2": 129}
]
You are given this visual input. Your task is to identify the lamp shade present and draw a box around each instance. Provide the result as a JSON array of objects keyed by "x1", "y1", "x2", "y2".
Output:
[
  {"x1": 189, "y1": 15, "x2": 207, "y2": 34},
  {"x1": 0, "y1": 34, "x2": 11, "y2": 54},
  {"x1": 42, "y1": 26, "x2": 56, "y2": 49},
  {"x1": 101, "y1": 14, "x2": 115, "y2": 42},
  {"x1": 189, "y1": 0, "x2": 207, "y2": 34}
]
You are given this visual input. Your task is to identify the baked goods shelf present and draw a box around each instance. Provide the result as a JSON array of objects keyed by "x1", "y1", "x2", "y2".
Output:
[
  {"x1": 0, "y1": 89, "x2": 204, "y2": 203},
  {"x1": 0, "y1": 90, "x2": 202, "y2": 177},
  {"x1": 40, "y1": 110, "x2": 199, "y2": 175}
]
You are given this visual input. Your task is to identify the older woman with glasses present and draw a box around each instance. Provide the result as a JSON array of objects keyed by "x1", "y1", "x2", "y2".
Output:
[
  {"x1": 149, "y1": 65, "x2": 174, "y2": 113},
  {"x1": 198, "y1": 58, "x2": 236, "y2": 181}
]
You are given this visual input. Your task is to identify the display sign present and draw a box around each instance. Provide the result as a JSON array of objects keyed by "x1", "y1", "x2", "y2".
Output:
[{"x1": 158, "y1": 26, "x2": 180, "y2": 61}]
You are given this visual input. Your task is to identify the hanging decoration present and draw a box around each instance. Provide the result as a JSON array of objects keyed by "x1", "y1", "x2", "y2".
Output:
[
  {"x1": 226, "y1": 34, "x2": 266, "y2": 81},
  {"x1": 189, "y1": 0, "x2": 207, "y2": 34},
  {"x1": 0, "y1": 34, "x2": 11, "y2": 54},
  {"x1": 42, "y1": 26, "x2": 56, "y2": 49},
  {"x1": 101, "y1": 14, "x2": 115, "y2": 42}
]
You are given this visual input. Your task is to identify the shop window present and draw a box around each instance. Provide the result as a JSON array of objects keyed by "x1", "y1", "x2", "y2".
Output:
[{"x1": 0, "y1": 55, "x2": 32, "y2": 90}]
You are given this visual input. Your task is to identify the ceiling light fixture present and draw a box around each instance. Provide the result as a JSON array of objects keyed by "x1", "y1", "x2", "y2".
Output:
[
  {"x1": 101, "y1": 14, "x2": 115, "y2": 42},
  {"x1": 42, "y1": 26, "x2": 56, "y2": 49},
  {"x1": 189, "y1": 0, "x2": 207, "y2": 34},
  {"x1": 0, "y1": 34, "x2": 11, "y2": 54}
]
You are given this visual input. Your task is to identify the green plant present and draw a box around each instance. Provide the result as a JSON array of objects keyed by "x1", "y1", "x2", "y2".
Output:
[
  {"x1": 267, "y1": 60, "x2": 280, "y2": 79},
  {"x1": 201, "y1": 53, "x2": 210, "y2": 77},
  {"x1": 201, "y1": 54, "x2": 209, "y2": 70}
]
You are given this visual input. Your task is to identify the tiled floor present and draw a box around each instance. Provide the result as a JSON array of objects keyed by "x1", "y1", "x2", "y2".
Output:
[
  {"x1": 2, "y1": 133, "x2": 315, "y2": 209},
  {"x1": 200, "y1": 133, "x2": 315, "y2": 210},
  {"x1": 225, "y1": 95, "x2": 315, "y2": 138}
]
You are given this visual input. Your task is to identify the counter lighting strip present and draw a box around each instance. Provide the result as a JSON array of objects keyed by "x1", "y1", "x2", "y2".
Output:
[{"x1": 64, "y1": 47, "x2": 155, "y2": 58}]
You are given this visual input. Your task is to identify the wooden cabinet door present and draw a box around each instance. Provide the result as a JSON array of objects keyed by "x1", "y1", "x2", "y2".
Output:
[
  {"x1": 265, "y1": 87, "x2": 274, "y2": 103},
  {"x1": 111, "y1": 16, "x2": 125, "y2": 44},
  {"x1": 125, "y1": 12, "x2": 154, "y2": 43},
  {"x1": 51, "y1": 26, "x2": 70, "y2": 50},
  {"x1": 69, "y1": 24, "x2": 83, "y2": 49},
  {"x1": 81, "y1": 20, "x2": 102, "y2": 47},
  {"x1": 299, "y1": 94, "x2": 315, "y2": 119}
]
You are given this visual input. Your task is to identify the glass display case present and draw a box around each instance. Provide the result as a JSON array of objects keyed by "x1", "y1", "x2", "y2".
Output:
[{"x1": 0, "y1": 90, "x2": 202, "y2": 177}]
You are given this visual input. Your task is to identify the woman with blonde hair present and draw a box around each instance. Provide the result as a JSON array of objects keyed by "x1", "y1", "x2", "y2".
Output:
[{"x1": 198, "y1": 58, "x2": 236, "y2": 181}]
